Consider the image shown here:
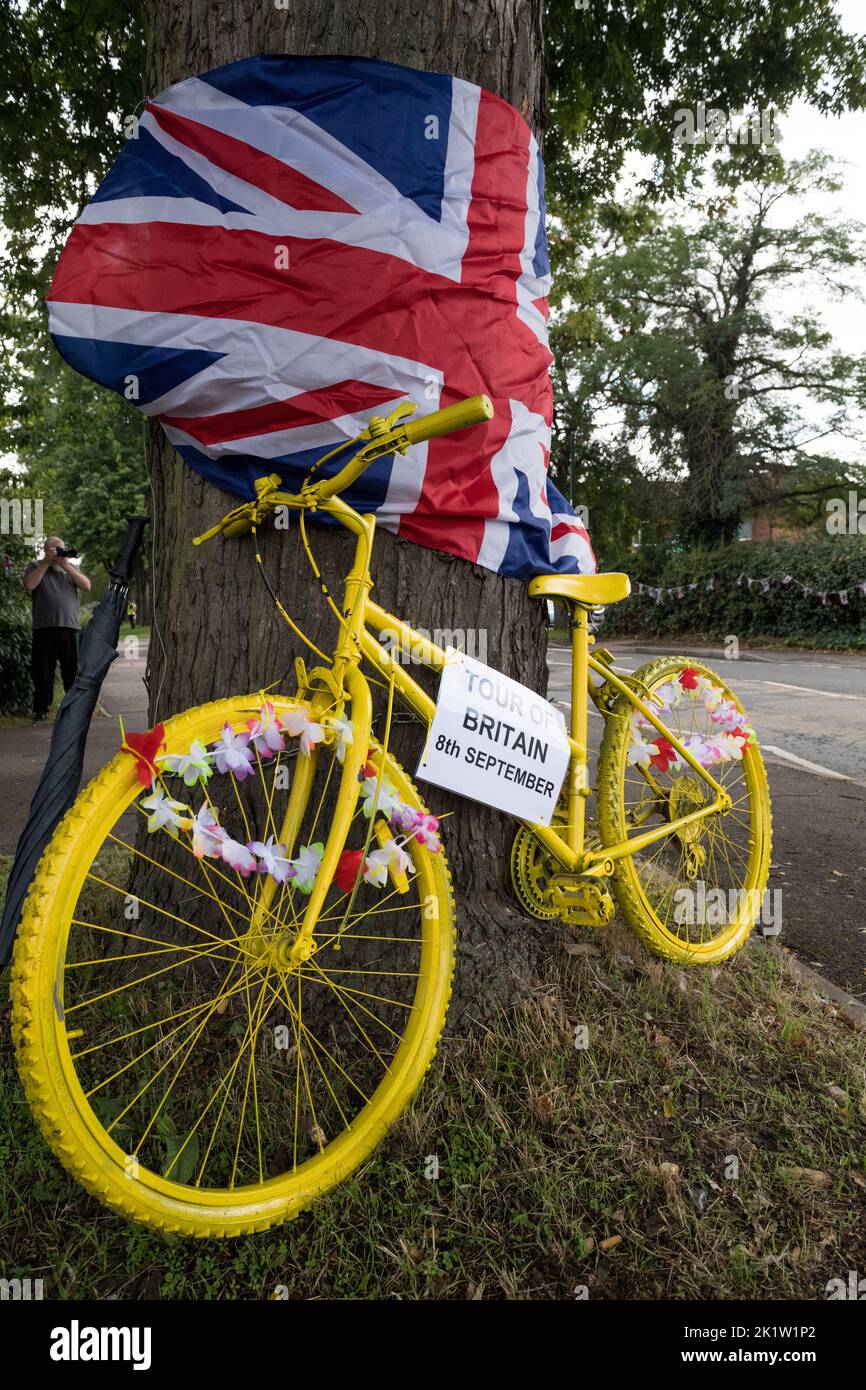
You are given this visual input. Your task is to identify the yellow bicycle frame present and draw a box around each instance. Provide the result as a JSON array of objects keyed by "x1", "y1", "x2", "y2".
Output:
[
  {"x1": 193, "y1": 394, "x2": 731, "y2": 959},
  {"x1": 241, "y1": 491, "x2": 731, "y2": 954}
]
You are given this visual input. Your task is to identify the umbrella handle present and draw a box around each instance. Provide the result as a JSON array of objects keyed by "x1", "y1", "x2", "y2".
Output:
[{"x1": 109, "y1": 516, "x2": 149, "y2": 585}]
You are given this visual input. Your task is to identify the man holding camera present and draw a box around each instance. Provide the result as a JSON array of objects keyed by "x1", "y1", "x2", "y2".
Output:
[{"x1": 23, "y1": 536, "x2": 91, "y2": 722}]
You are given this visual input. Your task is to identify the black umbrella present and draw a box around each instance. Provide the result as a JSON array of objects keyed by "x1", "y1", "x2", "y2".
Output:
[{"x1": 0, "y1": 516, "x2": 149, "y2": 966}]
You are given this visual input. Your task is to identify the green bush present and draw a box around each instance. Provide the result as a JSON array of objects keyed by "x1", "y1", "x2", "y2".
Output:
[
  {"x1": 596, "y1": 534, "x2": 866, "y2": 649},
  {"x1": 0, "y1": 605, "x2": 32, "y2": 712},
  {"x1": 0, "y1": 542, "x2": 33, "y2": 711}
]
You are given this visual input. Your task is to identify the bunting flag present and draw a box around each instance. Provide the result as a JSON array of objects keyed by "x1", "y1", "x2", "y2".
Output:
[
  {"x1": 632, "y1": 574, "x2": 866, "y2": 606},
  {"x1": 46, "y1": 54, "x2": 595, "y2": 580}
]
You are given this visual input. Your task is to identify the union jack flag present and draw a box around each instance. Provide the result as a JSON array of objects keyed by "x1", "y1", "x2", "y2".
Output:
[{"x1": 47, "y1": 55, "x2": 595, "y2": 579}]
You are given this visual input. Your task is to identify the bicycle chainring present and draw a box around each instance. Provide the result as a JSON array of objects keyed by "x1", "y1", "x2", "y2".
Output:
[{"x1": 510, "y1": 812, "x2": 605, "y2": 922}]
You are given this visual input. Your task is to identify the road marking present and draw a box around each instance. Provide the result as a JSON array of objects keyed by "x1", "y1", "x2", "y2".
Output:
[
  {"x1": 736, "y1": 678, "x2": 863, "y2": 701},
  {"x1": 550, "y1": 699, "x2": 602, "y2": 720},
  {"x1": 547, "y1": 654, "x2": 635, "y2": 674},
  {"x1": 762, "y1": 746, "x2": 854, "y2": 781},
  {"x1": 549, "y1": 699, "x2": 857, "y2": 774}
]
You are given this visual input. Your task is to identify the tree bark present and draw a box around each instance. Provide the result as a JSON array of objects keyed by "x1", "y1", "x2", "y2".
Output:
[{"x1": 143, "y1": 0, "x2": 551, "y2": 1029}]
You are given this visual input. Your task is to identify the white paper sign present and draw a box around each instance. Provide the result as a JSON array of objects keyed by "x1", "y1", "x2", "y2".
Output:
[{"x1": 416, "y1": 650, "x2": 570, "y2": 826}]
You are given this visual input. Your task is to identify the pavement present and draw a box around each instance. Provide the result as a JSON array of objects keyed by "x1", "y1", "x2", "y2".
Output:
[
  {"x1": 0, "y1": 647, "x2": 148, "y2": 859},
  {"x1": 1, "y1": 636, "x2": 864, "y2": 999}
]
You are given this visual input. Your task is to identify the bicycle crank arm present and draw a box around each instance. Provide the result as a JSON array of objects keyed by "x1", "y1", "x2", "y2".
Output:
[{"x1": 549, "y1": 877, "x2": 615, "y2": 927}]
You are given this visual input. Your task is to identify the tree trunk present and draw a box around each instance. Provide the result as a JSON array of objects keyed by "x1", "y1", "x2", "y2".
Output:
[{"x1": 144, "y1": 0, "x2": 551, "y2": 1029}]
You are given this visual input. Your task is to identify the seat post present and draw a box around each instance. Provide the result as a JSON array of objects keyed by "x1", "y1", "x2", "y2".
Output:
[{"x1": 568, "y1": 603, "x2": 590, "y2": 855}]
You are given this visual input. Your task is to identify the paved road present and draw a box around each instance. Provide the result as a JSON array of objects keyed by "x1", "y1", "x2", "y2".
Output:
[
  {"x1": 1, "y1": 639, "x2": 864, "y2": 998},
  {"x1": 547, "y1": 640, "x2": 866, "y2": 998},
  {"x1": 0, "y1": 649, "x2": 148, "y2": 859}
]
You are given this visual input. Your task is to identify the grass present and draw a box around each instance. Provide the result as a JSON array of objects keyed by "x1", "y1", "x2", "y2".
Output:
[
  {"x1": 0, "y1": 883, "x2": 864, "y2": 1301},
  {"x1": 0, "y1": 678, "x2": 65, "y2": 729},
  {"x1": 116, "y1": 624, "x2": 150, "y2": 643}
]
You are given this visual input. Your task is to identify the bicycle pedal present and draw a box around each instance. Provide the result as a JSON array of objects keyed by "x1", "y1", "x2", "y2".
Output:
[{"x1": 551, "y1": 877, "x2": 615, "y2": 928}]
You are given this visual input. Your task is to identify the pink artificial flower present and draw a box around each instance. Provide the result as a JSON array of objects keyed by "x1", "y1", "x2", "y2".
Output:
[
  {"x1": 211, "y1": 723, "x2": 256, "y2": 779},
  {"x1": 219, "y1": 836, "x2": 258, "y2": 877},
  {"x1": 683, "y1": 734, "x2": 716, "y2": 768},
  {"x1": 247, "y1": 836, "x2": 295, "y2": 884},
  {"x1": 708, "y1": 697, "x2": 741, "y2": 731},
  {"x1": 412, "y1": 812, "x2": 441, "y2": 852},
  {"x1": 280, "y1": 706, "x2": 325, "y2": 757},
  {"x1": 389, "y1": 801, "x2": 419, "y2": 834},
  {"x1": 191, "y1": 804, "x2": 227, "y2": 859},
  {"x1": 246, "y1": 701, "x2": 285, "y2": 758}
]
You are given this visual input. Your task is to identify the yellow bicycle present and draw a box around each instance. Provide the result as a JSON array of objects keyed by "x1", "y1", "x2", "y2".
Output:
[{"x1": 12, "y1": 394, "x2": 771, "y2": 1237}]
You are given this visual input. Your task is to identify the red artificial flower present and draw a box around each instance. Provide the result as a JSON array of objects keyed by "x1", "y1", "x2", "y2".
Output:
[
  {"x1": 334, "y1": 849, "x2": 364, "y2": 894},
  {"x1": 649, "y1": 737, "x2": 677, "y2": 772},
  {"x1": 123, "y1": 723, "x2": 166, "y2": 787},
  {"x1": 678, "y1": 667, "x2": 700, "y2": 690},
  {"x1": 360, "y1": 748, "x2": 378, "y2": 779}
]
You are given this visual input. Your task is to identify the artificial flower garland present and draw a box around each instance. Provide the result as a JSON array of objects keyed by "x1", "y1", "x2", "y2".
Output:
[
  {"x1": 626, "y1": 668, "x2": 756, "y2": 773},
  {"x1": 125, "y1": 701, "x2": 441, "y2": 894}
]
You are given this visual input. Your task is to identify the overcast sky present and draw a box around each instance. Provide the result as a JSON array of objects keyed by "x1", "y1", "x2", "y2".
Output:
[
  {"x1": 603, "y1": 0, "x2": 866, "y2": 464},
  {"x1": 774, "y1": 44, "x2": 866, "y2": 355}
]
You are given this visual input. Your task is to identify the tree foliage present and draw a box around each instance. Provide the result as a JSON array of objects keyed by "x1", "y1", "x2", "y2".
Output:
[
  {"x1": 0, "y1": 470, "x2": 36, "y2": 711},
  {"x1": 552, "y1": 152, "x2": 866, "y2": 547},
  {"x1": 13, "y1": 358, "x2": 148, "y2": 575},
  {"x1": 0, "y1": 0, "x2": 144, "y2": 305},
  {"x1": 545, "y1": 0, "x2": 866, "y2": 223},
  {"x1": 1, "y1": 1, "x2": 866, "y2": 562}
]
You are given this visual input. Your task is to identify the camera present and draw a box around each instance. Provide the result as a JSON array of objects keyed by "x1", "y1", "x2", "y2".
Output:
[{"x1": 54, "y1": 547, "x2": 79, "y2": 559}]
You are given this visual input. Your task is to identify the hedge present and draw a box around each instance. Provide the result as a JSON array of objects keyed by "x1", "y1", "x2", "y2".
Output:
[
  {"x1": 0, "y1": 602, "x2": 32, "y2": 713},
  {"x1": 595, "y1": 534, "x2": 866, "y2": 649}
]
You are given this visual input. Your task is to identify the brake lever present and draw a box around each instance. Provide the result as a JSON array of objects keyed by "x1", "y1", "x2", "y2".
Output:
[
  {"x1": 358, "y1": 401, "x2": 417, "y2": 440},
  {"x1": 193, "y1": 501, "x2": 255, "y2": 545}
]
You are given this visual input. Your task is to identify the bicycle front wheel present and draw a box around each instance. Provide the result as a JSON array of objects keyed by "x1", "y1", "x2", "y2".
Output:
[{"x1": 12, "y1": 694, "x2": 454, "y2": 1237}]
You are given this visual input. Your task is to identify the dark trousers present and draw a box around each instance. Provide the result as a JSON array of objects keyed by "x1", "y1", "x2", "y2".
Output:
[{"x1": 31, "y1": 627, "x2": 79, "y2": 716}]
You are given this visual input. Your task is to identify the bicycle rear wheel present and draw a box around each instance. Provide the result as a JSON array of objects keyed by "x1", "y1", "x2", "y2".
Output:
[
  {"x1": 12, "y1": 694, "x2": 454, "y2": 1236},
  {"x1": 597, "y1": 658, "x2": 772, "y2": 964}
]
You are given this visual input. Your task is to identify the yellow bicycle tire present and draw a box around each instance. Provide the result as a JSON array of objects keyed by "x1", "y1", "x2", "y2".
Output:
[
  {"x1": 597, "y1": 657, "x2": 772, "y2": 965},
  {"x1": 11, "y1": 694, "x2": 455, "y2": 1238}
]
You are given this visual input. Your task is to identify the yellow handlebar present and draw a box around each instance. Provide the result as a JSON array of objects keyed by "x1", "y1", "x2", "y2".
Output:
[
  {"x1": 317, "y1": 393, "x2": 494, "y2": 500},
  {"x1": 193, "y1": 394, "x2": 495, "y2": 541},
  {"x1": 401, "y1": 393, "x2": 494, "y2": 447}
]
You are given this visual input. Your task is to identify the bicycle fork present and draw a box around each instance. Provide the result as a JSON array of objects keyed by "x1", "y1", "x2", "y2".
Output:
[{"x1": 244, "y1": 504, "x2": 380, "y2": 963}]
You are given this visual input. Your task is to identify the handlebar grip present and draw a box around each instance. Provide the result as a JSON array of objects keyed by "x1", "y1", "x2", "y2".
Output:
[
  {"x1": 401, "y1": 394, "x2": 494, "y2": 447},
  {"x1": 109, "y1": 516, "x2": 149, "y2": 584}
]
